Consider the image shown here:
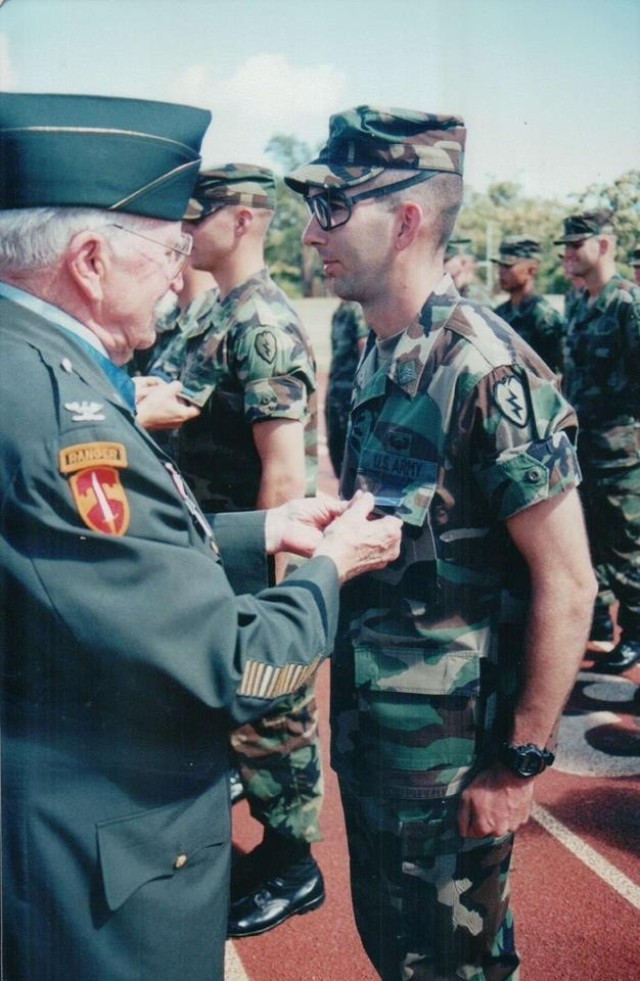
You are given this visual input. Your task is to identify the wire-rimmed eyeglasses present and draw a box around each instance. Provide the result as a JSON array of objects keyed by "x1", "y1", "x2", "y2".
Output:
[{"x1": 108, "y1": 223, "x2": 193, "y2": 276}]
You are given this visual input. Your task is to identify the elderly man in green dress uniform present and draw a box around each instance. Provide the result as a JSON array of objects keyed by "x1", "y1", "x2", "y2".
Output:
[{"x1": 0, "y1": 92, "x2": 402, "y2": 981}]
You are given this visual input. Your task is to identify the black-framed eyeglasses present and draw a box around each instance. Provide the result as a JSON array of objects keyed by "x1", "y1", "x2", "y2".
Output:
[
  {"x1": 304, "y1": 171, "x2": 434, "y2": 231},
  {"x1": 108, "y1": 223, "x2": 193, "y2": 275}
]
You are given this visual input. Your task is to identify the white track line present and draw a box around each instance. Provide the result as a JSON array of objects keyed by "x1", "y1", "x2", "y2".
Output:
[
  {"x1": 532, "y1": 803, "x2": 640, "y2": 910},
  {"x1": 224, "y1": 940, "x2": 251, "y2": 981}
]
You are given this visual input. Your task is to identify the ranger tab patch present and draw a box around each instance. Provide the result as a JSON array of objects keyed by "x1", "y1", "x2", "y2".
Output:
[
  {"x1": 492, "y1": 375, "x2": 529, "y2": 428},
  {"x1": 59, "y1": 442, "x2": 130, "y2": 536}
]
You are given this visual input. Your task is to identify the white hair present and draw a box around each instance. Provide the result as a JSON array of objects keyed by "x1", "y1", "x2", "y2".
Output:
[{"x1": 0, "y1": 207, "x2": 169, "y2": 273}]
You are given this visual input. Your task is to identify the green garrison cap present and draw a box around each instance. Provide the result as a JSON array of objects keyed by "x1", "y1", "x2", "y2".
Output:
[
  {"x1": 554, "y1": 209, "x2": 615, "y2": 245},
  {"x1": 491, "y1": 235, "x2": 541, "y2": 265},
  {"x1": 184, "y1": 164, "x2": 277, "y2": 221},
  {"x1": 284, "y1": 105, "x2": 465, "y2": 194},
  {"x1": 445, "y1": 236, "x2": 473, "y2": 258},
  {"x1": 0, "y1": 92, "x2": 211, "y2": 220},
  {"x1": 629, "y1": 246, "x2": 640, "y2": 268}
]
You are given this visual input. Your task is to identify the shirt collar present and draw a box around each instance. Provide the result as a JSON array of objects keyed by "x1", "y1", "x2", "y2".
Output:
[{"x1": 0, "y1": 281, "x2": 109, "y2": 356}]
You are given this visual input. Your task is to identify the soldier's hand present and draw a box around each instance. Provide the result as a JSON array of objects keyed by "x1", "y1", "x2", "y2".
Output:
[
  {"x1": 457, "y1": 764, "x2": 535, "y2": 839},
  {"x1": 136, "y1": 380, "x2": 201, "y2": 430},
  {"x1": 264, "y1": 495, "x2": 350, "y2": 557},
  {"x1": 312, "y1": 491, "x2": 402, "y2": 583}
]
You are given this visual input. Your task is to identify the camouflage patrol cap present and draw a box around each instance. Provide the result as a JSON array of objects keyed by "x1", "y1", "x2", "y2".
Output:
[
  {"x1": 445, "y1": 237, "x2": 473, "y2": 258},
  {"x1": 629, "y1": 246, "x2": 640, "y2": 267},
  {"x1": 0, "y1": 92, "x2": 210, "y2": 220},
  {"x1": 554, "y1": 209, "x2": 615, "y2": 244},
  {"x1": 491, "y1": 235, "x2": 541, "y2": 265},
  {"x1": 284, "y1": 105, "x2": 465, "y2": 194},
  {"x1": 184, "y1": 163, "x2": 276, "y2": 221}
]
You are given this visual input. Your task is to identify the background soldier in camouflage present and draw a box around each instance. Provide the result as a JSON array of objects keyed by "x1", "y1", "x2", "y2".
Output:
[
  {"x1": 444, "y1": 235, "x2": 492, "y2": 304},
  {"x1": 492, "y1": 235, "x2": 565, "y2": 375},
  {"x1": 134, "y1": 264, "x2": 217, "y2": 448},
  {"x1": 176, "y1": 165, "x2": 325, "y2": 937},
  {"x1": 325, "y1": 299, "x2": 369, "y2": 476},
  {"x1": 558, "y1": 210, "x2": 640, "y2": 671},
  {"x1": 286, "y1": 106, "x2": 596, "y2": 981},
  {"x1": 630, "y1": 244, "x2": 640, "y2": 287}
]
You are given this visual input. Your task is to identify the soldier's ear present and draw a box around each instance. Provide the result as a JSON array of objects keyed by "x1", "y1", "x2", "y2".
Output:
[
  {"x1": 395, "y1": 202, "x2": 422, "y2": 252},
  {"x1": 235, "y1": 208, "x2": 254, "y2": 236}
]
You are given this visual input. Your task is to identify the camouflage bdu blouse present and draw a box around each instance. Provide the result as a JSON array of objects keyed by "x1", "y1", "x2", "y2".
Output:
[
  {"x1": 332, "y1": 275, "x2": 581, "y2": 801},
  {"x1": 174, "y1": 269, "x2": 317, "y2": 513}
]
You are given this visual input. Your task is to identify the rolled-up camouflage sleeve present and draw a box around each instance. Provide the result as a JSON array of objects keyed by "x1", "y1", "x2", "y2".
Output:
[
  {"x1": 467, "y1": 364, "x2": 581, "y2": 522},
  {"x1": 234, "y1": 320, "x2": 316, "y2": 425}
]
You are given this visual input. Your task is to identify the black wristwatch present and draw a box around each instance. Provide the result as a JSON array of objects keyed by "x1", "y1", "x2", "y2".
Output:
[{"x1": 500, "y1": 743, "x2": 555, "y2": 778}]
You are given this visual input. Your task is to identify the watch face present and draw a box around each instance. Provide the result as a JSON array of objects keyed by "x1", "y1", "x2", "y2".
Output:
[{"x1": 517, "y1": 748, "x2": 544, "y2": 776}]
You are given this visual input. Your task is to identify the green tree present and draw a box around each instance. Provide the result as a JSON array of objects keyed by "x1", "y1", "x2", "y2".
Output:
[
  {"x1": 453, "y1": 182, "x2": 569, "y2": 296},
  {"x1": 264, "y1": 134, "x2": 323, "y2": 297}
]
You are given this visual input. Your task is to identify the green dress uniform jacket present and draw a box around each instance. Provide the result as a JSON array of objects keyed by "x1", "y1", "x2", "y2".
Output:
[{"x1": 0, "y1": 296, "x2": 338, "y2": 981}]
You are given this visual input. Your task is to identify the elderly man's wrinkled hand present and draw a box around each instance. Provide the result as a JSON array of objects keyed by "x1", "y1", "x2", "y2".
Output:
[
  {"x1": 264, "y1": 495, "x2": 350, "y2": 557},
  {"x1": 313, "y1": 491, "x2": 402, "y2": 583},
  {"x1": 135, "y1": 379, "x2": 200, "y2": 430}
]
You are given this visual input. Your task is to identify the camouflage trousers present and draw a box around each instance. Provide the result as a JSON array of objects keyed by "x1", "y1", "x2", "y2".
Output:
[
  {"x1": 338, "y1": 783, "x2": 519, "y2": 981},
  {"x1": 579, "y1": 459, "x2": 640, "y2": 635},
  {"x1": 230, "y1": 683, "x2": 323, "y2": 843}
]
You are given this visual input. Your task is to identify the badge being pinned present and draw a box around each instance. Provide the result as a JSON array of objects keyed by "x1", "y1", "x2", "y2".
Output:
[
  {"x1": 493, "y1": 375, "x2": 529, "y2": 428},
  {"x1": 60, "y1": 442, "x2": 130, "y2": 535}
]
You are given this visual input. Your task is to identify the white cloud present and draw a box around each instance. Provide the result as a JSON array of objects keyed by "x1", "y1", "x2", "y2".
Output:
[
  {"x1": 0, "y1": 33, "x2": 17, "y2": 90},
  {"x1": 173, "y1": 54, "x2": 346, "y2": 170}
]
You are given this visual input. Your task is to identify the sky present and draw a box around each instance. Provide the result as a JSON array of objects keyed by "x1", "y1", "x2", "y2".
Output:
[{"x1": 0, "y1": 0, "x2": 638, "y2": 201}]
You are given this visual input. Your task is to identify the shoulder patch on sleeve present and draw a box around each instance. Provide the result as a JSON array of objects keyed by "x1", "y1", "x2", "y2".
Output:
[
  {"x1": 254, "y1": 329, "x2": 277, "y2": 364},
  {"x1": 59, "y1": 444, "x2": 130, "y2": 536},
  {"x1": 59, "y1": 442, "x2": 128, "y2": 474},
  {"x1": 492, "y1": 375, "x2": 529, "y2": 428}
]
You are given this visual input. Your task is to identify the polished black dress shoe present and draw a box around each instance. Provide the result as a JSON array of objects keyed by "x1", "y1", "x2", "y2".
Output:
[
  {"x1": 593, "y1": 638, "x2": 640, "y2": 674},
  {"x1": 228, "y1": 859, "x2": 325, "y2": 937},
  {"x1": 229, "y1": 768, "x2": 246, "y2": 805}
]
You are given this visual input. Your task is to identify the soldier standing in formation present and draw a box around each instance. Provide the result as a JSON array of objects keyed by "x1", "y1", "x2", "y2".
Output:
[
  {"x1": 492, "y1": 235, "x2": 565, "y2": 376},
  {"x1": 558, "y1": 210, "x2": 640, "y2": 672},
  {"x1": 145, "y1": 165, "x2": 326, "y2": 937},
  {"x1": 630, "y1": 244, "x2": 640, "y2": 287},
  {"x1": 285, "y1": 104, "x2": 596, "y2": 981},
  {"x1": 325, "y1": 298, "x2": 369, "y2": 477}
]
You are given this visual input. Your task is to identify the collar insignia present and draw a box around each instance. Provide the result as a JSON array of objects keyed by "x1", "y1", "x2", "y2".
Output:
[{"x1": 64, "y1": 400, "x2": 106, "y2": 422}]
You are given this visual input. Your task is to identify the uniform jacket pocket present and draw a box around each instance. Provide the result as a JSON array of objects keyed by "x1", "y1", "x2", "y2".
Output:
[{"x1": 97, "y1": 786, "x2": 229, "y2": 912}]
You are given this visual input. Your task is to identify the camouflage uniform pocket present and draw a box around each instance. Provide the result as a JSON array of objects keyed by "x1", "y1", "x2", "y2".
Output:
[{"x1": 353, "y1": 646, "x2": 483, "y2": 778}]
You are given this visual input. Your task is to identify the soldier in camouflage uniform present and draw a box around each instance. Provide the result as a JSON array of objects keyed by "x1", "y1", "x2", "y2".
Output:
[
  {"x1": 444, "y1": 235, "x2": 492, "y2": 305},
  {"x1": 630, "y1": 244, "x2": 640, "y2": 287},
  {"x1": 492, "y1": 235, "x2": 565, "y2": 376},
  {"x1": 175, "y1": 165, "x2": 324, "y2": 937},
  {"x1": 325, "y1": 299, "x2": 369, "y2": 476},
  {"x1": 557, "y1": 211, "x2": 640, "y2": 672},
  {"x1": 286, "y1": 106, "x2": 596, "y2": 981}
]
